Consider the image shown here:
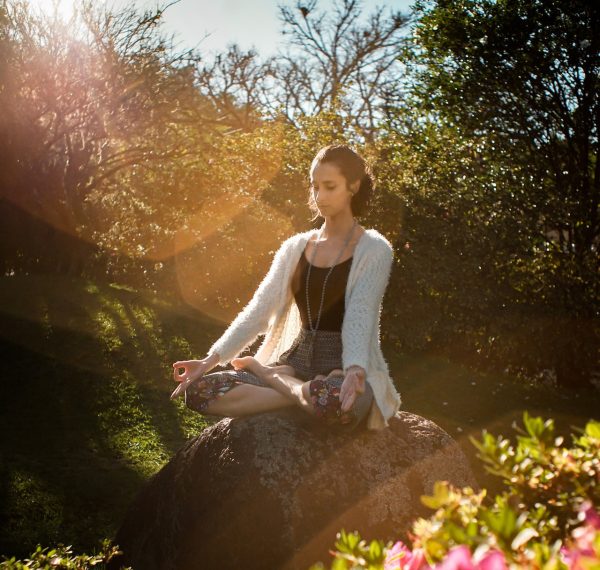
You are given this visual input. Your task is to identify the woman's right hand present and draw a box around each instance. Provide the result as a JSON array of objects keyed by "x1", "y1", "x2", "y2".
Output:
[{"x1": 170, "y1": 356, "x2": 217, "y2": 400}]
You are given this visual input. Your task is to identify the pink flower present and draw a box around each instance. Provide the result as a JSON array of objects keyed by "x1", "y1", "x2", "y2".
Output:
[
  {"x1": 476, "y1": 549, "x2": 508, "y2": 570},
  {"x1": 559, "y1": 503, "x2": 600, "y2": 570},
  {"x1": 561, "y1": 540, "x2": 599, "y2": 570},
  {"x1": 384, "y1": 541, "x2": 430, "y2": 570},
  {"x1": 385, "y1": 543, "x2": 509, "y2": 570},
  {"x1": 435, "y1": 546, "x2": 475, "y2": 570},
  {"x1": 572, "y1": 525, "x2": 597, "y2": 556},
  {"x1": 580, "y1": 500, "x2": 600, "y2": 530},
  {"x1": 409, "y1": 548, "x2": 430, "y2": 570}
]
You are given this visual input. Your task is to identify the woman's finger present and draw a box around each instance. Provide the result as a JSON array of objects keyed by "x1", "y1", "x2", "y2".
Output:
[
  {"x1": 339, "y1": 383, "x2": 348, "y2": 404},
  {"x1": 341, "y1": 389, "x2": 356, "y2": 413},
  {"x1": 173, "y1": 366, "x2": 187, "y2": 382},
  {"x1": 170, "y1": 379, "x2": 190, "y2": 400},
  {"x1": 170, "y1": 384, "x2": 181, "y2": 400},
  {"x1": 339, "y1": 374, "x2": 352, "y2": 400},
  {"x1": 340, "y1": 374, "x2": 357, "y2": 398}
]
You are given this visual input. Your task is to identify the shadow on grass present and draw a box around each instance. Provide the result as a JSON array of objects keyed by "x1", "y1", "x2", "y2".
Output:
[
  {"x1": 387, "y1": 344, "x2": 600, "y2": 496},
  {"x1": 0, "y1": 274, "x2": 218, "y2": 558}
]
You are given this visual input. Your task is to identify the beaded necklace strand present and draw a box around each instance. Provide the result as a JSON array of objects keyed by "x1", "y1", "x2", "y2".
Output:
[{"x1": 303, "y1": 219, "x2": 357, "y2": 367}]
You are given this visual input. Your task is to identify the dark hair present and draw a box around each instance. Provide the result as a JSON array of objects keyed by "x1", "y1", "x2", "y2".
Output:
[{"x1": 307, "y1": 144, "x2": 375, "y2": 221}]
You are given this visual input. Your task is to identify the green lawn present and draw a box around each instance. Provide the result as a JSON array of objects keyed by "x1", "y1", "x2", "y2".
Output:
[
  {"x1": 0, "y1": 274, "x2": 215, "y2": 558},
  {"x1": 0, "y1": 274, "x2": 598, "y2": 560}
]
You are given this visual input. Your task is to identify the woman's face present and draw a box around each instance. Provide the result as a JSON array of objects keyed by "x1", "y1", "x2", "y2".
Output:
[{"x1": 310, "y1": 161, "x2": 358, "y2": 218}]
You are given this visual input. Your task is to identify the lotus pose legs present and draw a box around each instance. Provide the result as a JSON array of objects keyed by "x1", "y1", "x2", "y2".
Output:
[{"x1": 230, "y1": 356, "x2": 345, "y2": 415}]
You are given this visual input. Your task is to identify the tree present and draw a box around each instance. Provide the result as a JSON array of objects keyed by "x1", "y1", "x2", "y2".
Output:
[
  {"x1": 401, "y1": 0, "x2": 599, "y2": 387},
  {"x1": 194, "y1": 44, "x2": 277, "y2": 132},
  {"x1": 274, "y1": 0, "x2": 410, "y2": 139},
  {"x1": 0, "y1": 0, "x2": 216, "y2": 276}
]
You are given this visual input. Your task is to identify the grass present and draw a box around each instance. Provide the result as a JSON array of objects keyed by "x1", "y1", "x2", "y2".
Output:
[
  {"x1": 0, "y1": 273, "x2": 217, "y2": 558},
  {"x1": 0, "y1": 273, "x2": 598, "y2": 560},
  {"x1": 388, "y1": 347, "x2": 600, "y2": 495}
]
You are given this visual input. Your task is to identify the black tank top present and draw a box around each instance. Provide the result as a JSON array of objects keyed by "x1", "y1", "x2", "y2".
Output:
[{"x1": 291, "y1": 249, "x2": 353, "y2": 331}]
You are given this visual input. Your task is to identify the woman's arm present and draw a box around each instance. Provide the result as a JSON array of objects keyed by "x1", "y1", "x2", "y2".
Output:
[
  {"x1": 338, "y1": 243, "x2": 394, "y2": 412},
  {"x1": 341, "y1": 242, "x2": 394, "y2": 375},
  {"x1": 207, "y1": 237, "x2": 293, "y2": 366}
]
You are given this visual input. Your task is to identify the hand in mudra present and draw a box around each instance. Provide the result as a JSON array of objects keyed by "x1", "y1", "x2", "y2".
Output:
[
  {"x1": 170, "y1": 359, "x2": 211, "y2": 400},
  {"x1": 339, "y1": 367, "x2": 366, "y2": 413}
]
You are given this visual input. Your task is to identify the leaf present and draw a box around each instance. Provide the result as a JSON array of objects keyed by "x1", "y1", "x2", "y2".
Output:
[
  {"x1": 511, "y1": 527, "x2": 539, "y2": 550},
  {"x1": 368, "y1": 539, "x2": 383, "y2": 561},
  {"x1": 331, "y1": 558, "x2": 349, "y2": 570},
  {"x1": 584, "y1": 420, "x2": 600, "y2": 440},
  {"x1": 481, "y1": 502, "x2": 517, "y2": 540},
  {"x1": 421, "y1": 480, "x2": 451, "y2": 509}
]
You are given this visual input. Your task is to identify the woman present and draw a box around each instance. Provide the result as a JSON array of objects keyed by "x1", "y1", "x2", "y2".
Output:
[{"x1": 170, "y1": 144, "x2": 401, "y2": 431}]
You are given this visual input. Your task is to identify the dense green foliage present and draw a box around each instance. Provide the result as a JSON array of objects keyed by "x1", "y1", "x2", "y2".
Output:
[
  {"x1": 0, "y1": 0, "x2": 598, "y2": 387},
  {"x1": 402, "y1": 0, "x2": 599, "y2": 387}
]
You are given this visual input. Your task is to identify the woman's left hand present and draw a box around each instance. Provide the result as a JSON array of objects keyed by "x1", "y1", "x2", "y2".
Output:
[{"x1": 339, "y1": 366, "x2": 366, "y2": 413}]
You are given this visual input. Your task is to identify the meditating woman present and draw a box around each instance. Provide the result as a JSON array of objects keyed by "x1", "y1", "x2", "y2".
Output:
[{"x1": 170, "y1": 144, "x2": 401, "y2": 431}]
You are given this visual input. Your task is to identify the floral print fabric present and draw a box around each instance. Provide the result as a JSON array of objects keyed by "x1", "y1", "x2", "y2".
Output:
[
  {"x1": 309, "y1": 375, "x2": 355, "y2": 426},
  {"x1": 184, "y1": 328, "x2": 374, "y2": 431}
]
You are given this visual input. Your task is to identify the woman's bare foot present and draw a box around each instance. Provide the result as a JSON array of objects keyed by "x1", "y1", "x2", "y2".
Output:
[
  {"x1": 231, "y1": 356, "x2": 312, "y2": 413},
  {"x1": 231, "y1": 356, "x2": 296, "y2": 383}
]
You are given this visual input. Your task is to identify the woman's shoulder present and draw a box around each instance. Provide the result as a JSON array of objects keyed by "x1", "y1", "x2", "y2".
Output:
[
  {"x1": 280, "y1": 229, "x2": 314, "y2": 249},
  {"x1": 361, "y1": 228, "x2": 395, "y2": 258},
  {"x1": 278, "y1": 227, "x2": 393, "y2": 256}
]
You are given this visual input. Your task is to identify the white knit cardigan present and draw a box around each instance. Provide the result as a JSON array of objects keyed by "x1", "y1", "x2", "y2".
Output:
[{"x1": 208, "y1": 227, "x2": 401, "y2": 430}]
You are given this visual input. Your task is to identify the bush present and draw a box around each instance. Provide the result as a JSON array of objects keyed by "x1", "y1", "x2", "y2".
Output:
[
  {"x1": 311, "y1": 413, "x2": 600, "y2": 569},
  {"x1": 0, "y1": 539, "x2": 129, "y2": 569}
]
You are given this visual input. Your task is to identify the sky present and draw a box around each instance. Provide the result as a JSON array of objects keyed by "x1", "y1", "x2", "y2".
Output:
[{"x1": 31, "y1": 0, "x2": 416, "y2": 57}]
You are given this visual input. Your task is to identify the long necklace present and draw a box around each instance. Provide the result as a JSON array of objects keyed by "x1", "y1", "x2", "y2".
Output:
[{"x1": 304, "y1": 219, "x2": 357, "y2": 367}]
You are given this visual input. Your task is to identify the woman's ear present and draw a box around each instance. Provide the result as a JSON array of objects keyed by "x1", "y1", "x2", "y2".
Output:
[{"x1": 350, "y1": 180, "x2": 360, "y2": 194}]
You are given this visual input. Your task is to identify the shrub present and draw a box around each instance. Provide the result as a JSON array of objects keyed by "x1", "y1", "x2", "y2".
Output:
[
  {"x1": 0, "y1": 539, "x2": 129, "y2": 569},
  {"x1": 311, "y1": 413, "x2": 600, "y2": 569}
]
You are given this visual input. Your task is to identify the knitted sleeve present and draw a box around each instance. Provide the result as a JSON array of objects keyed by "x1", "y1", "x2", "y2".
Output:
[
  {"x1": 208, "y1": 237, "x2": 292, "y2": 366},
  {"x1": 342, "y1": 242, "x2": 394, "y2": 374}
]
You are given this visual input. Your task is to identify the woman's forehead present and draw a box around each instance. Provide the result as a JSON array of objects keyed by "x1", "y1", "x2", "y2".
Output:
[{"x1": 310, "y1": 161, "x2": 343, "y2": 182}]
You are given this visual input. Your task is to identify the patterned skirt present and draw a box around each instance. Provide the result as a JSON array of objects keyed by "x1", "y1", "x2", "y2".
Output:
[{"x1": 184, "y1": 328, "x2": 374, "y2": 432}]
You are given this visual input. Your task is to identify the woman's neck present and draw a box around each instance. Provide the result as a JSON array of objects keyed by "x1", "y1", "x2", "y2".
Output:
[{"x1": 318, "y1": 214, "x2": 356, "y2": 241}]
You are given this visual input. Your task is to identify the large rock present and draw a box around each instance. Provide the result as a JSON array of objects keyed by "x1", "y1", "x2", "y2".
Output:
[{"x1": 109, "y1": 409, "x2": 479, "y2": 570}]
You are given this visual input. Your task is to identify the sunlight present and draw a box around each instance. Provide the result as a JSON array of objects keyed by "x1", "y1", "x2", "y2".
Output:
[
  {"x1": 29, "y1": 0, "x2": 131, "y2": 18},
  {"x1": 28, "y1": 0, "x2": 76, "y2": 18},
  {"x1": 175, "y1": 199, "x2": 296, "y2": 325}
]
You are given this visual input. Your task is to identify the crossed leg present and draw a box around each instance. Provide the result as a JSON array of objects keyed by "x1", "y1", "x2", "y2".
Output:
[
  {"x1": 201, "y1": 382, "x2": 296, "y2": 417},
  {"x1": 199, "y1": 359, "x2": 308, "y2": 417},
  {"x1": 198, "y1": 356, "x2": 344, "y2": 419},
  {"x1": 230, "y1": 356, "x2": 345, "y2": 416},
  {"x1": 229, "y1": 356, "x2": 314, "y2": 414}
]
